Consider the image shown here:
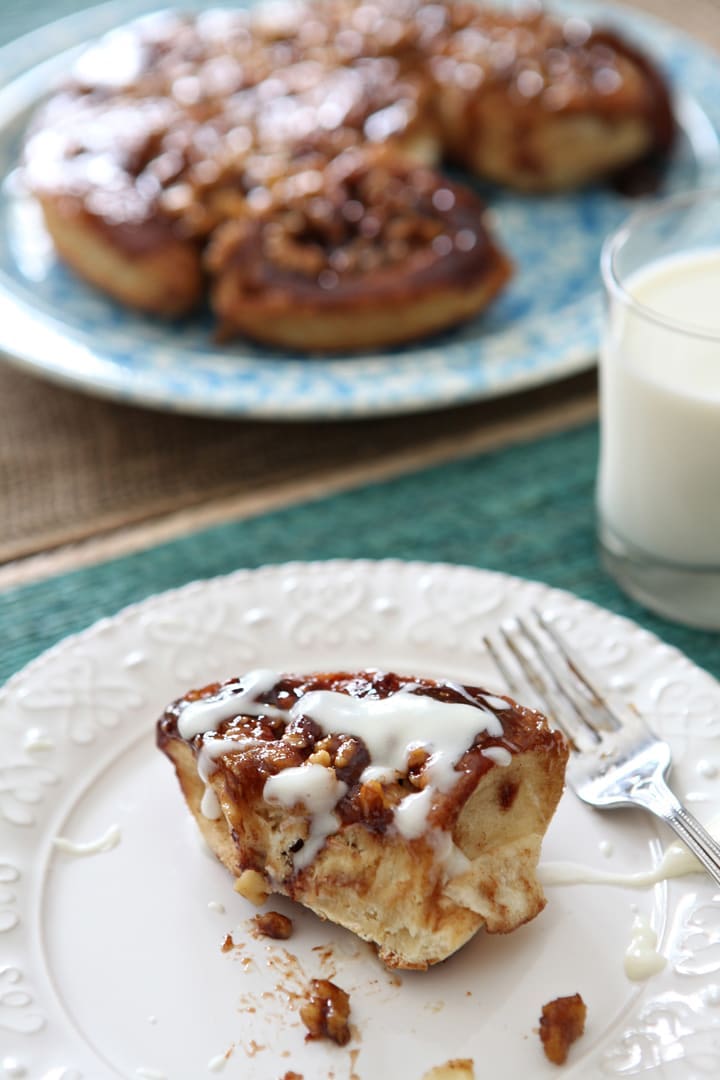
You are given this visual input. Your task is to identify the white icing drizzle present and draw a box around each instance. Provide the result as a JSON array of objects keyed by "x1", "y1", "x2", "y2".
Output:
[
  {"x1": 598, "y1": 840, "x2": 614, "y2": 858},
  {"x1": 697, "y1": 758, "x2": 719, "y2": 779},
  {"x1": 207, "y1": 1054, "x2": 228, "y2": 1073},
  {"x1": 177, "y1": 669, "x2": 284, "y2": 739},
  {"x1": 624, "y1": 914, "x2": 667, "y2": 980},
  {"x1": 360, "y1": 764, "x2": 397, "y2": 784},
  {"x1": 53, "y1": 823, "x2": 121, "y2": 857},
  {"x1": 292, "y1": 689, "x2": 502, "y2": 792},
  {"x1": 22, "y1": 727, "x2": 54, "y2": 752},
  {"x1": 539, "y1": 840, "x2": 702, "y2": 888},
  {"x1": 395, "y1": 787, "x2": 434, "y2": 839},
  {"x1": 481, "y1": 746, "x2": 512, "y2": 767},
  {"x1": 207, "y1": 901, "x2": 226, "y2": 914},
  {"x1": 200, "y1": 787, "x2": 221, "y2": 821},
  {"x1": 264, "y1": 763, "x2": 348, "y2": 869},
  {"x1": 183, "y1": 674, "x2": 507, "y2": 868}
]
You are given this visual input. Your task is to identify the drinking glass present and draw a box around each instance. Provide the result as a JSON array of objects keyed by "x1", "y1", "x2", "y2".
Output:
[{"x1": 598, "y1": 189, "x2": 720, "y2": 629}]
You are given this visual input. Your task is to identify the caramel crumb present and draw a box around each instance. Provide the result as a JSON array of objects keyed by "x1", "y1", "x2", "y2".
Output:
[
  {"x1": 234, "y1": 869, "x2": 270, "y2": 905},
  {"x1": 300, "y1": 978, "x2": 351, "y2": 1046},
  {"x1": 539, "y1": 993, "x2": 587, "y2": 1065},
  {"x1": 221, "y1": 933, "x2": 234, "y2": 953},
  {"x1": 281, "y1": 1073, "x2": 303, "y2": 1080},
  {"x1": 422, "y1": 1061, "x2": 475, "y2": 1079},
  {"x1": 254, "y1": 911, "x2": 293, "y2": 940}
]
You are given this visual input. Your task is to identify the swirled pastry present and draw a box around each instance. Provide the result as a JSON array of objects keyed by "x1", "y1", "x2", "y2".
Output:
[
  {"x1": 206, "y1": 149, "x2": 511, "y2": 349},
  {"x1": 24, "y1": 1, "x2": 674, "y2": 344},
  {"x1": 157, "y1": 669, "x2": 568, "y2": 970}
]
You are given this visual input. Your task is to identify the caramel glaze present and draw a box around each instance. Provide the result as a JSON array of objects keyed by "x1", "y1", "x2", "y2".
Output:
[
  {"x1": 206, "y1": 154, "x2": 508, "y2": 308},
  {"x1": 156, "y1": 669, "x2": 566, "y2": 838}
]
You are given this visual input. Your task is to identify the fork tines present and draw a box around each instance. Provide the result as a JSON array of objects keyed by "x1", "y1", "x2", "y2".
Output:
[{"x1": 484, "y1": 610, "x2": 629, "y2": 752}]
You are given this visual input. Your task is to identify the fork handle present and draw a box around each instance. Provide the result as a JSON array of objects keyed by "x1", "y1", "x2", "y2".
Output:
[{"x1": 637, "y1": 777, "x2": 720, "y2": 889}]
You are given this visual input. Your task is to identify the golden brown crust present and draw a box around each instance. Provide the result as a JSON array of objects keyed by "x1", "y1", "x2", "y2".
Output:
[
  {"x1": 37, "y1": 195, "x2": 203, "y2": 317},
  {"x1": 157, "y1": 669, "x2": 568, "y2": 969},
  {"x1": 23, "y1": 1, "x2": 674, "y2": 343}
]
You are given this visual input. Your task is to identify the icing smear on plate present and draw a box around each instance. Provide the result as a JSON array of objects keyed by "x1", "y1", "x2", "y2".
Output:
[
  {"x1": 539, "y1": 840, "x2": 704, "y2": 889},
  {"x1": 53, "y1": 824, "x2": 121, "y2": 857}
]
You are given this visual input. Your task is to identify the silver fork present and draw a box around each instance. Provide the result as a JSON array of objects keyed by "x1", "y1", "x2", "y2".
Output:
[{"x1": 485, "y1": 610, "x2": 720, "y2": 889}]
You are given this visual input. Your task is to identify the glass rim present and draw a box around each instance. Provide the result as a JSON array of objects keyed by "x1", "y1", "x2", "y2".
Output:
[{"x1": 601, "y1": 186, "x2": 720, "y2": 342}]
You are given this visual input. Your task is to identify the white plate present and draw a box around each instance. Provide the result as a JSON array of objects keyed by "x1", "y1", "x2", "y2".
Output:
[
  {"x1": 1, "y1": 559, "x2": 720, "y2": 1079},
  {"x1": 0, "y1": 2, "x2": 719, "y2": 417}
]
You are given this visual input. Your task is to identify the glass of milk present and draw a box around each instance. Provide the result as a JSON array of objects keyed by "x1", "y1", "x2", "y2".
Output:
[{"x1": 598, "y1": 189, "x2": 720, "y2": 629}]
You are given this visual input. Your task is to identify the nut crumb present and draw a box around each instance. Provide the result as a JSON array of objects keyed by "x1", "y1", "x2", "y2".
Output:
[
  {"x1": 254, "y1": 911, "x2": 293, "y2": 940},
  {"x1": 234, "y1": 869, "x2": 270, "y2": 905},
  {"x1": 307, "y1": 748, "x2": 332, "y2": 767},
  {"x1": 422, "y1": 1060, "x2": 475, "y2": 1079},
  {"x1": 221, "y1": 933, "x2": 234, "y2": 953},
  {"x1": 281, "y1": 1073, "x2": 303, "y2": 1080},
  {"x1": 539, "y1": 993, "x2": 587, "y2": 1065},
  {"x1": 299, "y1": 978, "x2": 351, "y2": 1046}
]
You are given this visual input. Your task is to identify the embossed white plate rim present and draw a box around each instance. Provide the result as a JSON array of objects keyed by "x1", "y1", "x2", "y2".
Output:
[{"x1": 1, "y1": 558, "x2": 720, "y2": 1080}]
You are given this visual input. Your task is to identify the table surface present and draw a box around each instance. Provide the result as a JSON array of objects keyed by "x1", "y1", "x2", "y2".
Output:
[{"x1": 1, "y1": 0, "x2": 719, "y2": 590}]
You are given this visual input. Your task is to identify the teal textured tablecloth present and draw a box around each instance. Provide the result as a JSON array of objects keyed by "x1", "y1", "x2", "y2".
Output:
[{"x1": 2, "y1": 423, "x2": 718, "y2": 687}]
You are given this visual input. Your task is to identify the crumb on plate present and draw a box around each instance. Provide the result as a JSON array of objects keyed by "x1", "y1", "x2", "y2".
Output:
[
  {"x1": 539, "y1": 993, "x2": 587, "y2": 1065},
  {"x1": 253, "y1": 911, "x2": 293, "y2": 940},
  {"x1": 422, "y1": 1060, "x2": 475, "y2": 1079},
  {"x1": 300, "y1": 978, "x2": 351, "y2": 1046}
]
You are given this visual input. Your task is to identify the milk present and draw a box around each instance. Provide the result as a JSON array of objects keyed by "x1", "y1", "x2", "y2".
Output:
[{"x1": 598, "y1": 249, "x2": 720, "y2": 566}]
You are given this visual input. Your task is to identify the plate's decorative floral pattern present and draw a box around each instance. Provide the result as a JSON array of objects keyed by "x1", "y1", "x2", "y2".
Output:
[
  {"x1": 0, "y1": 3, "x2": 718, "y2": 417},
  {"x1": 1, "y1": 560, "x2": 719, "y2": 1078}
]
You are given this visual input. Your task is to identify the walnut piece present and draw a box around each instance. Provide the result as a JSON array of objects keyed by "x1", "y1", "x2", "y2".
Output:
[
  {"x1": 299, "y1": 978, "x2": 351, "y2": 1046},
  {"x1": 253, "y1": 911, "x2": 293, "y2": 940},
  {"x1": 234, "y1": 868, "x2": 270, "y2": 905},
  {"x1": 422, "y1": 1060, "x2": 475, "y2": 1079},
  {"x1": 539, "y1": 993, "x2": 587, "y2": 1065}
]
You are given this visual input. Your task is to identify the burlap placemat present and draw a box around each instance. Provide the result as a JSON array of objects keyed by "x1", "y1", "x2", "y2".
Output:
[{"x1": 0, "y1": 364, "x2": 597, "y2": 564}]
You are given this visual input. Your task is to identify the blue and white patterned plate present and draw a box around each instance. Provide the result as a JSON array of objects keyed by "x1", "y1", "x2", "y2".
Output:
[{"x1": 0, "y1": 0, "x2": 718, "y2": 419}]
